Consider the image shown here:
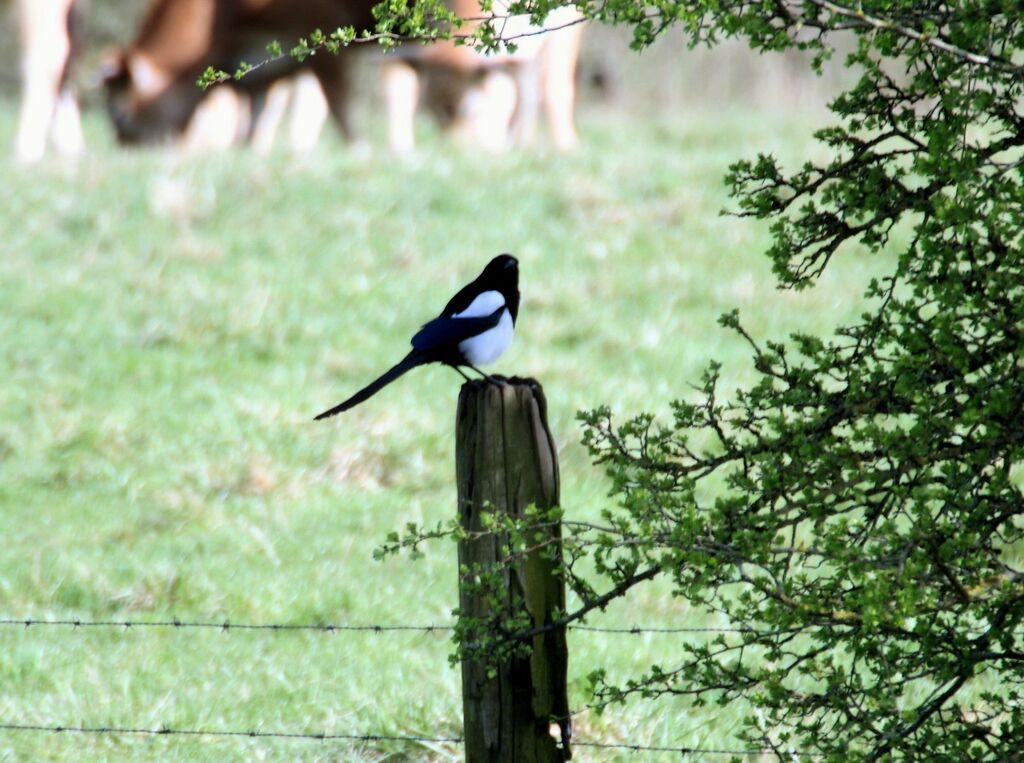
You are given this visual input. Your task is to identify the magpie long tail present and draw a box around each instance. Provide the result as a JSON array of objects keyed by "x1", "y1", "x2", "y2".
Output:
[{"x1": 314, "y1": 354, "x2": 423, "y2": 420}]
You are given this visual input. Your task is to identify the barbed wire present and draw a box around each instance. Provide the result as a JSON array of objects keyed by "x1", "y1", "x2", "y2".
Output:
[
  {"x1": 0, "y1": 617, "x2": 758, "y2": 635},
  {"x1": 0, "y1": 614, "x2": 796, "y2": 756},
  {"x1": 0, "y1": 618, "x2": 451, "y2": 633},
  {"x1": 0, "y1": 722, "x2": 459, "y2": 744},
  {"x1": 0, "y1": 722, "x2": 807, "y2": 757},
  {"x1": 573, "y1": 740, "x2": 807, "y2": 756},
  {"x1": 569, "y1": 624, "x2": 761, "y2": 634}
]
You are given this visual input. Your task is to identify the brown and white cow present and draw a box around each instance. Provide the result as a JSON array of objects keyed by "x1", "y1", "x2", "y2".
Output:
[
  {"x1": 102, "y1": 0, "x2": 378, "y2": 146},
  {"x1": 383, "y1": 0, "x2": 585, "y2": 153},
  {"x1": 13, "y1": 0, "x2": 85, "y2": 163}
]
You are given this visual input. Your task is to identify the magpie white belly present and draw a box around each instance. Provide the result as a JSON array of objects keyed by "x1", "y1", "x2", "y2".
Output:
[
  {"x1": 459, "y1": 308, "x2": 514, "y2": 366},
  {"x1": 454, "y1": 290, "x2": 504, "y2": 318}
]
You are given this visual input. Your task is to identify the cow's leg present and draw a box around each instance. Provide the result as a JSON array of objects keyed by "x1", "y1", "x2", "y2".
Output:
[
  {"x1": 470, "y1": 67, "x2": 517, "y2": 151},
  {"x1": 250, "y1": 78, "x2": 294, "y2": 154},
  {"x1": 540, "y1": 11, "x2": 584, "y2": 151},
  {"x1": 51, "y1": 86, "x2": 85, "y2": 157},
  {"x1": 510, "y1": 58, "x2": 541, "y2": 148},
  {"x1": 383, "y1": 60, "x2": 420, "y2": 154},
  {"x1": 14, "y1": 0, "x2": 76, "y2": 163},
  {"x1": 286, "y1": 72, "x2": 329, "y2": 152},
  {"x1": 311, "y1": 55, "x2": 356, "y2": 144},
  {"x1": 183, "y1": 85, "x2": 247, "y2": 152}
]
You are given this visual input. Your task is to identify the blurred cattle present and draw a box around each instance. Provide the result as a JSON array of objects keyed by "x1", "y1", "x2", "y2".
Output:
[
  {"x1": 13, "y1": 0, "x2": 85, "y2": 163},
  {"x1": 102, "y1": 0, "x2": 582, "y2": 153},
  {"x1": 102, "y1": 0, "x2": 376, "y2": 146},
  {"x1": 383, "y1": 0, "x2": 584, "y2": 153}
]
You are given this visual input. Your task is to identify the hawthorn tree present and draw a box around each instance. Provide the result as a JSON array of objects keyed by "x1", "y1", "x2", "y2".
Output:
[
  {"x1": 545, "y1": 1, "x2": 1024, "y2": 759},
  {"x1": 305, "y1": 1, "x2": 1024, "y2": 758}
]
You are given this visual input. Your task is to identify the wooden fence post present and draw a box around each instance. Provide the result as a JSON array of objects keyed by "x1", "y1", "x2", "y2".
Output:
[{"x1": 455, "y1": 377, "x2": 570, "y2": 762}]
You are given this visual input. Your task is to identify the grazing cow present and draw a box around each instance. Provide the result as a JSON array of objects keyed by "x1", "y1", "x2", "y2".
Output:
[
  {"x1": 102, "y1": 0, "x2": 378, "y2": 146},
  {"x1": 13, "y1": 0, "x2": 85, "y2": 163},
  {"x1": 383, "y1": 0, "x2": 585, "y2": 153},
  {"x1": 103, "y1": 0, "x2": 582, "y2": 152}
]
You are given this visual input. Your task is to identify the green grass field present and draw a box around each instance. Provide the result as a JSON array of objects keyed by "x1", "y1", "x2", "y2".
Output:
[{"x1": 0, "y1": 104, "x2": 895, "y2": 761}]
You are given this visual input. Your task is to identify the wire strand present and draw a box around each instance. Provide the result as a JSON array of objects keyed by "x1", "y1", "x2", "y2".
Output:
[
  {"x1": 0, "y1": 618, "x2": 756, "y2": 635},
  {"x1": 0, "y1": 618, "x2": 451, "y2": 633},
  {"x1": 573, "y1": 740, "x2": 796, "y2": 756},
  {"x1": 0, "y1": 722, "x2": 459, "y2": 744},
  {"x1": 0, "y1": 722, "x2": 804, "y2": 756},
  {"x1": 570, "y1": 624, "x2": 761, "y2": 634}
]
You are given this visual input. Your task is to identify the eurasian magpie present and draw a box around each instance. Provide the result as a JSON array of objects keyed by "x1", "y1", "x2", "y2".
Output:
[{"x1": 314, "y1": 254, "x2": 520, "y2": 420}]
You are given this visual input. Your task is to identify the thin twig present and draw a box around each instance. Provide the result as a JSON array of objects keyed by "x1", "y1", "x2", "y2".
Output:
[{"x1": 805, "y1": 0, "x2": 1024, "y2": 74}]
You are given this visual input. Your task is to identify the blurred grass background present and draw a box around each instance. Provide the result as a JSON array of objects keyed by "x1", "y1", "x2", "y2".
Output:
[{"x1": 0, "y1": 3, "x2": 885, "y2": 761}]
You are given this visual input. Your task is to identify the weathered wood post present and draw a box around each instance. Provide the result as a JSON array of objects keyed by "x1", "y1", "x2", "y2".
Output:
[{"x1": 455, "y1": 378, "x2": 570, "y2": 762}]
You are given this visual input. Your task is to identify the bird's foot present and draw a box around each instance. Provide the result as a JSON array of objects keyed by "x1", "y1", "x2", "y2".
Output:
[{"x1": 467, "y1": 365, "x2": 509, "y2": 386}]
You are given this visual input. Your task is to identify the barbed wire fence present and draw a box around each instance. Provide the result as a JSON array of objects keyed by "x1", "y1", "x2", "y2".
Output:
[{"x1": 0, "y1": 615, "x2": 812, "y2": 758}]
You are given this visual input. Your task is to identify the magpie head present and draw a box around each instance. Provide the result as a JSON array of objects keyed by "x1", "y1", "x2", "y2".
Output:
[
  {"x1": 479, "y1": 254, "x2": 518, "y2": 287},
  {"x1": 488, "y1": 253, "x2": 518, "y2": 273},
  {"x1": 481, "y1": 254, "x2": 520, "y2": 322}
]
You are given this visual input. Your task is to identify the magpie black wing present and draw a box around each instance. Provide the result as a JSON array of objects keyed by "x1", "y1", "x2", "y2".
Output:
[{"x1": 411, "y1": 306, "x2": 504, "y2": 352}]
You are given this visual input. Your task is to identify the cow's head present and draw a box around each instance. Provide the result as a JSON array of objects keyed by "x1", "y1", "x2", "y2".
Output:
[{"x1": 101, "y1": 49, "x2": 207, "y2": 144}]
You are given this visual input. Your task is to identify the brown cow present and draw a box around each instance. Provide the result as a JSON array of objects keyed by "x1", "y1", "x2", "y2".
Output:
[
  {"x1": 13, "y1": 0, "x2": 85, "y2": 163},
  {"x1": 102, "y1": 0, "x2": 377, "y2": 145}
]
